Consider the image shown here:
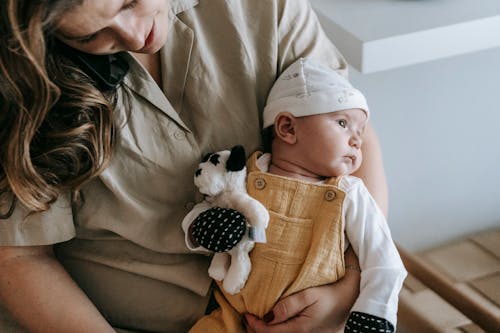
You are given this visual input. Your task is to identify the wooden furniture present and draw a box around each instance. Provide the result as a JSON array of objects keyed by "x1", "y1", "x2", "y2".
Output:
[{"x1": 397, "y1": 228, "x2": 500, "y2": 332}]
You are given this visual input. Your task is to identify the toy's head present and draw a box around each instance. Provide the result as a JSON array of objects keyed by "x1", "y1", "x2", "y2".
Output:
[{"x1": 194, "y1": 145, "x2": 247, "y2": 197}]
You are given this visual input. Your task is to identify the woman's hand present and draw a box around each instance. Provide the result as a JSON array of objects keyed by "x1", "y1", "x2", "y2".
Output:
[{"x1": 244, "y1": 247, "x2": 361, "y2": 333}]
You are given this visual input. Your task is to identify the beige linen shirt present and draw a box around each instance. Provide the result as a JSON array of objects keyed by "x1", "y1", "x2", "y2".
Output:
[{"x1": 0, "y1": 0, "x2": 346, "y2": 332}]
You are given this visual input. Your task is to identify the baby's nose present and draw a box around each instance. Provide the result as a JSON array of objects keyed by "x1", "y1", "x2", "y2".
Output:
[{"x1": 350, "y1": 134, "x2": 362, "y2": 148}]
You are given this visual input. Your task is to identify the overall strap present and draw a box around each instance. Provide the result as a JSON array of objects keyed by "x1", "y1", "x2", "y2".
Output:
[
  {"x1": 246, "y1": 151, "x2": 264, "y2": 173},
  {"x1": 325, "y1": 176, "x2": 342, "y2": 187}
]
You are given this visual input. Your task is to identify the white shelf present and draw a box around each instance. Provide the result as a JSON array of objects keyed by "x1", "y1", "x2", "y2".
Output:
[{"x1": 311, "y1": 0, "x2": 500, "y2": 73}]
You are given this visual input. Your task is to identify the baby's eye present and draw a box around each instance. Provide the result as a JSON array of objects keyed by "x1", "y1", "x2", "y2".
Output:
[
  {"x1": 337, "y1": 119, "x2": 347, "y2": 128},
  {"x1": 123, "y1": 0, "x2": 139, "y2": 10}
]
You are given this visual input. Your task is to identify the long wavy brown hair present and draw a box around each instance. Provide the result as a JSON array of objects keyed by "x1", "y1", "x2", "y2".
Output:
[{"x1": 0, "y1": 0, "x2": 115, "y2": 217}]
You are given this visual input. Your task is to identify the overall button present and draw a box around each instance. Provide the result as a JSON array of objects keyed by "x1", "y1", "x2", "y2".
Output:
[
  {"x1": 324, "y1": 190, "x2": 336, "y2": 201},
  {"x1": 254, "y1": 178, "x2": 266, "y2": 190}
]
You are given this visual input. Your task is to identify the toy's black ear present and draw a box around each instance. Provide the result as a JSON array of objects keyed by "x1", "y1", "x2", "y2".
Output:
[
  {"x1": 201, "y1": 152, "x2": 212, "y2": 162},
  {"x1": 226, "y1": 145, "x2": 246, "y2": 172}
]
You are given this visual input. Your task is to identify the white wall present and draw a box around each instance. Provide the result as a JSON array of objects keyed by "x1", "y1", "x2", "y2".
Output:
[{"x1": 349, "y1": 47, "x2": 500, "y2": 251}]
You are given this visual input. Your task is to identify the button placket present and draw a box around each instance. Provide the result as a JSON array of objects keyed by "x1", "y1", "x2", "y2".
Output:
[
  {"x1": 184, "y1": 201, "x2": 195, "y2": 211},
  {"x1": 173, "y1": 131, "x2": 186, "y2": 140}
]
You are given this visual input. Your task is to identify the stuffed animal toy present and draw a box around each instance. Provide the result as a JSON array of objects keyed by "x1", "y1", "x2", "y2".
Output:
[{"x1": 182, "y1": 145, "x2": 269, "y2": 294}]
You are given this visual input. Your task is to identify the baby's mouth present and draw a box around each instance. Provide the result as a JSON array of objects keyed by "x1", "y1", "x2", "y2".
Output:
[{"x1": 345, "y1": 155, "x2": 356, "y2": 163}]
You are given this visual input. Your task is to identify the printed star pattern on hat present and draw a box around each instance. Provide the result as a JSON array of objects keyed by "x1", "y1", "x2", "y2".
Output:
[
  {"x1": 263, "y1": 57, "x2": 369, "y2": 128},
  {"x1": 191, "y1": 207, "x2": 247, "y2": 252}
]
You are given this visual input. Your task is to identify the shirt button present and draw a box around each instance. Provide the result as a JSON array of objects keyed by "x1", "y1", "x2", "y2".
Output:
[
  {"x1": 184, "y1": 202, "x2": 195, "y2": 210},
  {"x1": 324, "y1": 190, "x2": 336, "y2": 201},
  {"x1": 174, "y1": 131, "x2": 185, "y2": 140},
  {"x1": 254, "y1": 178, "x2": 266, "y2": 190}
]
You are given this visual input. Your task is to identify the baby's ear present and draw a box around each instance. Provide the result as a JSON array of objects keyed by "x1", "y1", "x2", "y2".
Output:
[
  {"x1": 274, "y1": 112, "x2": 297, "y2": 144},
  {"x1": 226, "y1": 145, "x2": 246, "y2": 172}
]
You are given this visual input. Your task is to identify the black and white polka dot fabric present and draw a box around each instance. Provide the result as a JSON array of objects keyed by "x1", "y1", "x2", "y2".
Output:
[
  {"x1": 345, "y1": 311, "x2": 394, "y2": 333},
  {"x1": 191, "y1": 207, "x2": 247, "y2": 252}
]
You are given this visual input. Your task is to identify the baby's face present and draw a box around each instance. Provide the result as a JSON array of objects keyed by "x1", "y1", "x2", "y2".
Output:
[{"x1": 294, "y1": 108, "x2": 367, "y2": 177}]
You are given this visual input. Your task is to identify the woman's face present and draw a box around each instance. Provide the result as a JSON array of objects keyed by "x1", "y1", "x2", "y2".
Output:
[{"x1": 56, "y1": 0, "x2": 171, "y2": 55}]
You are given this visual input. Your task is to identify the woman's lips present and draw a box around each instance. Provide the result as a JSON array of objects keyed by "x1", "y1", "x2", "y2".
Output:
[{"x1": 144, "y1": 21, "x2": 155, "y2": 49}]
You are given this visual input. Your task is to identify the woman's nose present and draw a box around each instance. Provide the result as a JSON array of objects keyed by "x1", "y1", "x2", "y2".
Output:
[{"x1": 114, "y1": 17, "x2": 146, "y2": 51}]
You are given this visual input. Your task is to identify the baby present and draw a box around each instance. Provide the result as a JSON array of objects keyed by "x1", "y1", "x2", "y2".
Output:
[{"x1": 188, "y1": 58, "x2": 407, "y2": 333}]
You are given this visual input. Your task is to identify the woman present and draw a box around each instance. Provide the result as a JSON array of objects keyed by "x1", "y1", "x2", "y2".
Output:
[{"x1": 0, "y1": 0, "x2": 389, "y2": 332}]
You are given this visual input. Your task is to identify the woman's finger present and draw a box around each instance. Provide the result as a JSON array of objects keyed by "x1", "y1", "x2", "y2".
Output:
[
  {"x1": 267, "y1": 288, "x2": 316, "y2": 324},
  {"x1": 244, "y1": 312, "x2": 313, "y2": 333}
]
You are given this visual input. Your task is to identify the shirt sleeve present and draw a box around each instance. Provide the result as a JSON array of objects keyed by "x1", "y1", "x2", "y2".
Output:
[
  {"x1": 342, "y1": 177, "x2": 407, "y2": 326},
  {"x1": 277, "y1": 0, "x2": 348, "y2": 76},
  {"x1": 0, "y1": 192, "x2": 75, "y2": 246}
]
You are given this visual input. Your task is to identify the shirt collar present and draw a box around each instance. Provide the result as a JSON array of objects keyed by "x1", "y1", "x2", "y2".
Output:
[{"x1": 170, "y1": 0, "x2": 199, "y2": 15}]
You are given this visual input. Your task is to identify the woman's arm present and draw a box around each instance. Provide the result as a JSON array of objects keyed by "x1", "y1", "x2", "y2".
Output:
[{"x1": 0, "y1": 245, "x2": 115, "y2": 333}]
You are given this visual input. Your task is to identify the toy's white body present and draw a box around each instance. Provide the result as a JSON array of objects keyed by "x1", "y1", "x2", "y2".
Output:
[{"x1": 182, "y1": 147, "x2": 269, "y2": 294}]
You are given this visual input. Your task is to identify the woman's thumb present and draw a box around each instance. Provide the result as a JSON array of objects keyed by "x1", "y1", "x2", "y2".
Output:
[{"x1": 265, "y1": 290, "x2": 312, "y2": 324}]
